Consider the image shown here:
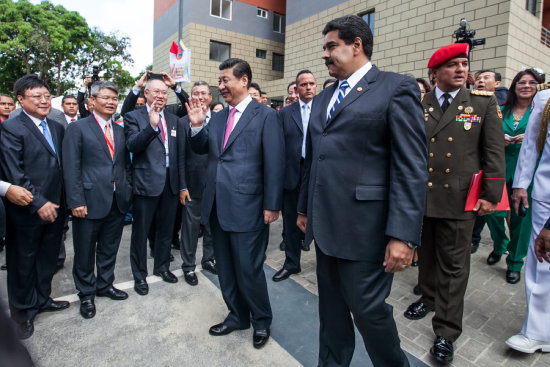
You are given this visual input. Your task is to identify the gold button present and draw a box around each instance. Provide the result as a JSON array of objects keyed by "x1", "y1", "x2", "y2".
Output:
[
  {"x1": 444, "y1": 184, "x2": 449, "y2": 188},
  {"x1": 445, "y1": 168, "x2": 450, "y2": 173},
  {"x1": 430, "y1": 138, "x2": 435, "y2": 143},
  {"x1": 429, "y1": 153, "x2": 434, "y2": 157},
  {"x1": 427, "y1": 182, "x2": 433, "y2": 187},
  {"x1": 428, "y1": 168, "x2": 433, "y2": 172},
  {"x1": 448, "y1": 137, "x2": 453, "y2": 142},
  {"x1": 446, "y1": 153, "x2": 452, "y2": 158}
]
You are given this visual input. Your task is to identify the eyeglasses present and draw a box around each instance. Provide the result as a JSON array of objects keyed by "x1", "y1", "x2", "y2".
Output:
[
  {"x1": 517, "y1": 81, "x2": 538, "y2": 86},
  {"x1": 25, "y1": 94, "x2": 51, "y2": 101},
  {"x1": 96, "y1": 96, "x2": 119, "y2": 102},
  {"x1": 147, "y1": 89, "x2": 168, "y2": 96}
]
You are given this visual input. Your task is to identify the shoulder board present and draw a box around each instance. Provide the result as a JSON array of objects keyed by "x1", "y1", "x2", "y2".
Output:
[
  {"x1": 536, "y1": 82, "x2": 550, "y2": 91},
  {"x1": 471, "y1": 90, "x2": 494, "y2": 96}
]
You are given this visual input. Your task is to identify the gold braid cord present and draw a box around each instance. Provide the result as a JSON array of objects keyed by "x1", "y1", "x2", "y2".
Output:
[{"x1": 539, "y1": 97, "x2": 550, "y2": 153}]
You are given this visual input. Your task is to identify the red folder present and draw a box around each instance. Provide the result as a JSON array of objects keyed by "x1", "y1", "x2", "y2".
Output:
[{"x1": 464, "y1": 170, "x2": 510, "y2": 211}]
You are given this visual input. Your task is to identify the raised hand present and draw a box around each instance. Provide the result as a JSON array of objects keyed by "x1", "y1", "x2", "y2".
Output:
[{"x1": 185, "y1": 96, "x2": 208, "y2": 127}]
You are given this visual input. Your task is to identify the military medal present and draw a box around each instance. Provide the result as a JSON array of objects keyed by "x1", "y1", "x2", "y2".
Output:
[
  {"x1": 456, "y1": 113, "x2": 480, "y2": 130},
  {"x1": 465, "y1": 106, "x2": 474, "y2": 114},
  {"x1": 464, "y1": 122, "x2": 472, "y2": 130}
]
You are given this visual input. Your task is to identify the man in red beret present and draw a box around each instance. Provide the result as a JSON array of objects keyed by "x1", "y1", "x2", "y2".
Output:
[{"x1": 404, "y1": 43, "x2": 505, "y2": 364}]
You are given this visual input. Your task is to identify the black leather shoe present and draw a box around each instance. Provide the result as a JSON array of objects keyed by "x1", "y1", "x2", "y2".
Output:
[
  {"x1": 471, "y1": 242, "x2": 479, "y2": 254},
  {"x1": 506, "y1": 270, "x2": 521, "y2": 284},
  {"x1": 134, "y1": 279, "x2": 149, "y2": 295},
  {"x1": 487, "y1": 251, "x2": 502, "y2": 265},
  {"x1": 279, "y1": 240, "x2": 285, "y2": 251},
  {"x1": 253, "y1": 329, "x2": 270, "y2": 349},
  {"x1": 97, "y1": 286, "x2": 128, "y2": 300},
  {"x1": 154, "y1": 270, "x2": 178, "y2": 283},
  {"x1": 184, "y1": 271, "x2": 198, "y2": 286},
  {"x1": 404, "y1": 301, "x2": 434, "y2": 320},
  {"x1": 209, "y1": 322, "x2": 239, "y2": 336},
  {"x1": 202, "y1": 261, "x2": 218, "y2": 275},
  {"x1": 430, "y1": 336, "x2": 453, "y2": 364},
  {"x1": 80, "y1": 299, "x2": 96, "y2": 319},
  {"x1": 413, "y1": 285, "x2": 422, "y2": 295},
  {"x1": 272, "y1": 268, "x2": 299, "y2": 282},
  {"x1": 1, "y1": 263, "x2": 6, "y2": 270},
  {"x1": 41, "y1": 300, "x2": 70, "y2": 313},
  {"x1": 411, "y1": 260, "x2": 419, "y2": 267},
  {"x1": 17, "y1": 320, "x2": 34, "y2": 340},
  {"x1": 301, "y1": 240, "x2": 310, "y2": 251}
]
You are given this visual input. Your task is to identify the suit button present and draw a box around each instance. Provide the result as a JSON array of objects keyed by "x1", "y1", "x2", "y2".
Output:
[
  {"x1": 444, "y1": 184, "x2": 449, "y2": 188},
  {"x1": 445, "y1": 168, "x2": 450, "y2": 173},
  {"x1": 448, "y1": 137, "x2": 453, "y2": 142},
  {"x1": 427, "y1": 182, "x2": 433, "y2": 187},
  {"x1": 429, "y1": 153, "x2": 434, "y2": 157},
  {"x1": 322, "y1": 132, "x2": 327, "y2": 136},
  {"x1": 428, "y1": 168, "x2": 433, "y2": 172},
  {"x1": 319, "y1": 155, "x2": 325, "y2": 160},
  {"x1": 446, "y1": 153, "x2": 452, "y2": 158},
  {"x1": 430, "y1": 138, "x2": 435, "y2": 143}
]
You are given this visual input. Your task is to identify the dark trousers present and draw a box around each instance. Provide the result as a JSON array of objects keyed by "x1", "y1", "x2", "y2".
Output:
[
  {"x1": 5, "y1": 206, "x2": 65, "y2": 323},
  {"x1": 180, "y1": 196, "x2": 214, "y2": 271},
  {"x1": 471, "y1": 215, "x2": 486, "y2": 246},
  {"x1": 418, "y1": 216, "x2": 476, "y2": 341},
  {"x1": 72, "y1": 195, "x2": 125, "y2": 300},
  {"x1": 282, "y1": 186, "x2": 304, "y2": 272},
  {"x1": 210, "y1": 206, "x2": 272, "y2": 331},
  {"x1": 316, "y1": 246, "x2": 409, "y2": 367},
  {"x1": 130, "y1": 173, "x2": 179, "y2": 280}
]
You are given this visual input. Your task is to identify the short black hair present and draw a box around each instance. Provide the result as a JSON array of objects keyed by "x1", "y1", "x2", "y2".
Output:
[
  {"x1": 14, "y1": 74, "x2": 50, "y2": 98},
  {"x1": 249, "y1": 82, "x2": 261, "y2": 93},
  {"x1": 322, "y1": 15, "x2": 373, "y2": 59},
  {"x1": 219, "y1": 58, "x2": 252, "y2": 88},
  {"x1": 475, "y1": 69, "x2": 502, "y2": 82},
  {"x1": 323, "y1": 79, "x2": 337, "y2": 89},
  {"x1": 90, "y1": 81, "x2": 119, "y2": 96},
  {"x1": 296, "y1": 70, "x2": 314, "y2": 84},
  {"x1": 287, "y1": 81, "x2": 296, "y2": 91},
  {"x1": 0, "y1": 93, "x2": 14, "y2": 101},
  {"x1": 62, "y1": 94, "x2": 77, "y2": 104}
]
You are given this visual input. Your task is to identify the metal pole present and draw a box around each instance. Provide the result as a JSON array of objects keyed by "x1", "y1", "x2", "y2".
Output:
[{"x1": 178, "y1": 0, "x2": 183, "y2": 42}]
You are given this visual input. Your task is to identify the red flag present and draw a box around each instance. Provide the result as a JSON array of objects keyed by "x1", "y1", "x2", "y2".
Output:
[{"x1": 169, "y1": 41, "x2": 180, "y2": 55}]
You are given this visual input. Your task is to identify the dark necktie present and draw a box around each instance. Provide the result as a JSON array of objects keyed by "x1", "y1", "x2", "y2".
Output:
[{"x1": 441, "y1": 93, "x2": 451, "y2": 112}]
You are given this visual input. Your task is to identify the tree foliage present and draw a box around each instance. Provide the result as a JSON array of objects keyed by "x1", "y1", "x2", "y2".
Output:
[{"x1": 0, "y1": 0, "x2": 135, "y2": 96}]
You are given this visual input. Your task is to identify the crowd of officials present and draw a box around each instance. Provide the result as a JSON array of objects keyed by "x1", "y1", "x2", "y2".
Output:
[{"x1": 1, "y1": 14, "x2": 550, "y2": 367}]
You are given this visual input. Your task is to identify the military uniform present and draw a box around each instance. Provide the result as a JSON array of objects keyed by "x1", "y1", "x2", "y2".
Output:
[{"x1": 418, "y1": 87, "x2": 505, "y2": 341}]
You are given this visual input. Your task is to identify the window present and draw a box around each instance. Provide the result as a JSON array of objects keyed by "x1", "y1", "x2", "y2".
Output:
[
  {"x1": 257, "y1": 7, "x2": 268, "y2": 18},
  {"x1": 256, "y1": 49, "x2": 266, "y2": 59},
  {"x1": 272, "y1": 53, "x2": 284, "y2": 72},
  {"x1": 360, "y1": 11, "x2": 375, "y2": 35},
  {"x1": 210, "y1": 41, "x2": 231, "y2": 62},
  {"x1": 211, "y1": 0, "x2": 232, "y2": 20},
  {"x1": 273, "y1": 13, "x2": 286, "y2": 34},
  {"x1": 526, "y1": 0, "x2": 537, "y2": 15}
]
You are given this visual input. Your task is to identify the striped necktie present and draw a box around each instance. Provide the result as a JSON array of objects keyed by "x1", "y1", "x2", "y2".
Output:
[{"x1": 327, "y1": 81, "x2": 349, "y2": 121}]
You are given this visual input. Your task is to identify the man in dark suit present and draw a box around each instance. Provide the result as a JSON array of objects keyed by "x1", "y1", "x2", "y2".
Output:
[
  {"x1": 296, "y1": 16, "x2": 427, "y2": 366},
  {"x1": 63, "y1": 81, "x2": 133, "y2": 319},
  {"x1": 178, "y1": 81, "x2": 217, "y2": 286},
  {"x1": 124, "y1": 78, "x2": 188, "y2": 295},
  {"x1": 187, "y1": 58, "x2": 284, "y2": 349},
  {"x1": 273, "y1": 70, "x2": 316, "y2": 282},
  {"x1": 404, "y1": 43, "x2": 505, "y2": 364},
  {"x1": 0, "y1": 74, "x2": 70, "y2": 339}
]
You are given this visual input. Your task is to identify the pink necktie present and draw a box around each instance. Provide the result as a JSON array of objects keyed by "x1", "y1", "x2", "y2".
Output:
[
  {"x1": 158, "y1": 115, "x2": 166, "y2": 142},
  {"x1": 223, "y1": 108, "x2": 237, "y2": 149}
]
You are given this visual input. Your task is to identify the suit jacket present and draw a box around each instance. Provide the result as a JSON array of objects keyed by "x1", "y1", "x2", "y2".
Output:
[
  {"x1": 423, "y1": 88, "x2": 505, "y2": 219},
  {"x1": 0, "y1": 112, "x2": 65, "y2": 215},
  {"x1": 77, "y1": 90, "x2": 91, "y2": 118},
  {"x1": 178, "y1": 114, "x2": 209, "y2": 200},
  {"x1": 190, "y1": 99, "x2": 284, "y2": 232},
  {"x1": 279, "y1": 101, "x2": 307, "y2": 191},
  {"x1": 298, "y1": 66, "x2": 428, "y2": 261},
  {"x1": 121, "y1": 89, "x2": 189, "y2": 118},
  {"x1": 62, "y1": 115, "x2": 133, "y2": 219},
  {"x1": 124, "y1": 107, "x2": 185, "y2": 196}
]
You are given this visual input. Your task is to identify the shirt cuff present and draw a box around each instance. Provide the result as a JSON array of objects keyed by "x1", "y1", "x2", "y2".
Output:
[
  {"x1": 174, "y1": 86, "x2": 182, "y2": 93},
  {"x1": 79, "y1": 87, "x2": 86, "y2": 93},
  {"x1": 190, "y1": 125, "x2": 204, "y2": 137},
  {"x1": 132, "y1": 87, "x2": 140, "y2": 95},
  {"x1": 0, "y1": 181, "x2": 11, "y2": 197}
]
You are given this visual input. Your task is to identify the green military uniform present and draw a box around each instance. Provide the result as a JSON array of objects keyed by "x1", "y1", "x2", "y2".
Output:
[
  {"x1": 419, "y1": 87, "x2": 505, "y2": 341},
  {"x1": 485, "y1": 107, "x2": 533, "y2": 272}
]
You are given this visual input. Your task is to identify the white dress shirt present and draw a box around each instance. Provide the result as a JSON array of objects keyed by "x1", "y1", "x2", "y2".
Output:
[
  {"x1": 434, "y1": 87, "x2": 460, "y2": 107},
  {"x1": 326, "y1": 61, "x2": 372, "y2": 118},
  {"x1": 299, "y1": 99, "x2": 312, "y2": 158}
]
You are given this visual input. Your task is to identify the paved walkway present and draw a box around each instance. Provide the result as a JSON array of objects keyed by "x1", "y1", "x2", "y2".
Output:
[{"x1": 0, "y1": 219, "x2": 549, "y2": 366}]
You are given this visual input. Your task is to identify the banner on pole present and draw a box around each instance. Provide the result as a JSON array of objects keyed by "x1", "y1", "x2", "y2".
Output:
[{"x1": 169, "y1": 41, "x2": 191, "y2": 83}]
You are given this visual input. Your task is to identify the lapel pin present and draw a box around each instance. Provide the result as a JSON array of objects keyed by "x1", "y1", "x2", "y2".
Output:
[
  {"x1": 357, "y1": 87, "x2": 363, "y2": 92},
  {"x1": 429, "y1": 107, "x2": 434, "y2": 112},
  {"x1": 465, "y1": 106, "x2": 474, "y2": 114}
]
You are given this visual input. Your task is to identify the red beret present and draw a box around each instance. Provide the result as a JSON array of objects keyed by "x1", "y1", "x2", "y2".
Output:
[{"x1": 428, "y1": 43, "x2": 469, "y2": 68}]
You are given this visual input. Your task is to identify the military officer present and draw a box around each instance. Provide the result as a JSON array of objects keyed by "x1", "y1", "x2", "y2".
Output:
[{"x1": 404, "y1": 43, "x2": 505, "y2": 364}]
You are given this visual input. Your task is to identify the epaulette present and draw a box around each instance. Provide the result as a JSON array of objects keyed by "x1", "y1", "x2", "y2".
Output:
[
  {"x1": 536, "y1": 82, "x2": 550, "y2": 91},
  {"x1": 471, "y1": 90, "x2": 494, "y2": 96}
]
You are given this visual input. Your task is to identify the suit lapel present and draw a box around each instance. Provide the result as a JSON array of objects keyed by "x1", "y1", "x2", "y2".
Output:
[
  {"x1": 431, "y1": 88, "x2": 469, "y2": 137},
  {"x1": 424, "y1": 92, "x2": 441, "y2": 138},
  {"x1": 86, "y1": 116, "x2": 113, "y2": 161},
  {"x1": 325, "y1": 66, "x2": 379, "y2": 128},
  {"x1": 320, "y1": 82, "x2": 338, "y2": 130},
  {"x1": 222, "y1": 100, "x2": 258, "y2": 152},
  {"x1": 20, "y1": 114, "x2": 57, "y2": 157},
  {"x1": 291, "y1": 102, "x2": 303, "y2": 133},
  {"x1": 113, "y1": 123, "x2": 124, "y2": 162}
]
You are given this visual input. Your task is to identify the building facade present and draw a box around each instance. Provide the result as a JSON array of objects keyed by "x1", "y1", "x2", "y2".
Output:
[{"x1": 153, "y1": 0, "x2": 550, "y2": 103}]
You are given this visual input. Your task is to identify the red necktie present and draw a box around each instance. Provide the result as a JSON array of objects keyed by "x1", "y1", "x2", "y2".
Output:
[{"x1": 223, "y1": 108, "x2": 237, "y2": 149}]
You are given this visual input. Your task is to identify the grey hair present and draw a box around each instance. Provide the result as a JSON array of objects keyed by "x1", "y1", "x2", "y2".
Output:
[
  {"x1": 192, "y1": 81, "x2": 211, "y2": 91},
  {"x1": 90, "y1": 81, "x2": 119, "y2": 96}
]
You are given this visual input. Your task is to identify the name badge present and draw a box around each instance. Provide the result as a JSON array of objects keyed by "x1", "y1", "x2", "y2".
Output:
[{"x1": 171, "y1": 128, "x2": 177, "y2": 137}]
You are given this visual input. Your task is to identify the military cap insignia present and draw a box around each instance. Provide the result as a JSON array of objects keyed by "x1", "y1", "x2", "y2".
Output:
[
  {"x1": 465, "y1": 106, "x2": 474, "y2": 114},
  {"x1": 471, "y1": 90, "x2": 494, "y2": 96}
]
